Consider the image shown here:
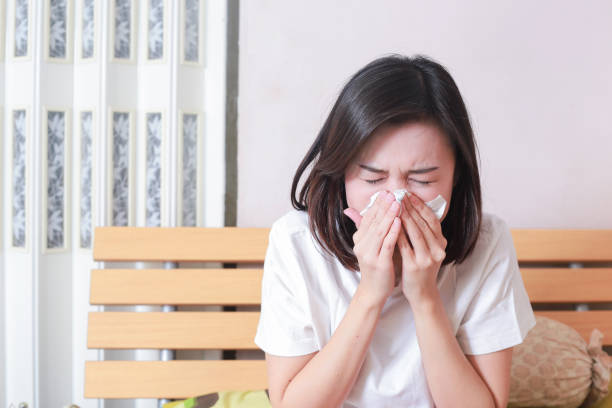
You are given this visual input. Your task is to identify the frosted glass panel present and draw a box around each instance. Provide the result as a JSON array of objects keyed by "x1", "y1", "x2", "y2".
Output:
[
  {"x1": 146, "y1": 112, "x2": 162, "y2": 226},
  {"x1": 112, "y1": 112, "x2": 130, "y2": 226},
  {"x1": 80, "y1": 111, "x2": 93, "y2": 248},
  {"x1": 46, "y1": 110, "x2": 66, "y2": 249},
  {"x1": 12, "y1": 109, "x2": 27, "y2": 247},
  {"x1": 182, "y1": 113, "x2": 198, "y2": 226}
]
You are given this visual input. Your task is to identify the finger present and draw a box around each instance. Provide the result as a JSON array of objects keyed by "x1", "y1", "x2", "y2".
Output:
[
  {"x1": 369, "y1": 191, "x2": 396, "y2": 229},
  {"x1": 400, "y1": 202, "x2": 430, "y2": 262},
  {"x1": 396, "y1": 225, "x2": 415, "y2": 261},
  {"x1": 358, "y1": 191, "x2": 394, "y2": 242},
  {"x1": 359, "y1": 195, "x2": 400, "y2": 256},
  {"x1": 404, "y1": 197, "x2": 446, "y2": 260},
  {"x1": 379, "y1": 216, "x2": 402, "y2": 258},
  {"x1": 407, "y1": 194, "x2": 443, "y2": 237},
  {"x1": 371, "y1": 200, "x2": 401, "y2": 255},
  {"x1": 353, "y1": 191, "x2": 393, "y2": 245},
  {"x1": 350, "y1": 191, "x2": 393, "y2": 247},
  {"x1": 343, "y1": 208, "x2": 363, "y2": 229}
]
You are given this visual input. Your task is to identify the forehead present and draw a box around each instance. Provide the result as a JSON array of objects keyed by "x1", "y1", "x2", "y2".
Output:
[{"x1": 356, "y1": 121, "x2": 452, "y2": 164}]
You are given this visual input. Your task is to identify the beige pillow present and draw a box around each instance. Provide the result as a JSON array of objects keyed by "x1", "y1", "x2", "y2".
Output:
[{"x1": 508, "y1": 316, "x2": 611, "y2": 408}]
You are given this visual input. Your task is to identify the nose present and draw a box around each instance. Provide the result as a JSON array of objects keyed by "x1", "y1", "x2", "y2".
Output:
[
  {"x1": 384, "y1": 179, "x2": 419, "y2": 208},
  {"x1": 386, "y1": 179, "x2": 410, "y2": 195}
]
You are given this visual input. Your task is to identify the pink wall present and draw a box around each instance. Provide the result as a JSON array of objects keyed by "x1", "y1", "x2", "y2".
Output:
[{"x1": 237, "y1": 0, "x2": 612, "y2": 228}]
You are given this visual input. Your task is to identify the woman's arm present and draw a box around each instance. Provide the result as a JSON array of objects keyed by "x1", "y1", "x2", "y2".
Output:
[
  {"x1": 467, "y1": 348, "x2": 513, "y2": 408},
  {"x1": 267, "y1": 193, "x2": 404, "y2": 407},
  {"x1": 266, "y1": 288, "x2": 384, "y2": 408},
  {"x1": 396, "y1": 195, "x2": 506, "y2": 407},
  {"x1": 411, "y1": 292, "x2": 504, "y2": 408}
]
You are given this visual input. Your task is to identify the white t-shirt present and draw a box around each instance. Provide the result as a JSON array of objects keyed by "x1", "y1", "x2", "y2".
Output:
[{"x1": 254, "y1": 209, "x2": 536, "y2": 407}]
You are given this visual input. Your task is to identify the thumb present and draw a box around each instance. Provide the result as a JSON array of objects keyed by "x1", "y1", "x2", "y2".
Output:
[{"x1": 343, "y1": 207, "x2": 363, "y2": 229}]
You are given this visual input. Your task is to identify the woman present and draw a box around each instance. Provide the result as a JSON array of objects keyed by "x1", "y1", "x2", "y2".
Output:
[{"x1": 254, "y1": 54, "x2": 536, "y2": 407}]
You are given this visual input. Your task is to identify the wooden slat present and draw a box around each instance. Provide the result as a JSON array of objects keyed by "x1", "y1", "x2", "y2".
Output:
[
  {"x1": 511, "y1": 229, "x2": 612, "y2": 262},
  {"x1": 88, "y1": 312, "x2": 260, "y2": 349},
  {"x1": 94, "y1": 228, "x2": 612, "y2": 263},
  {"x1": 90, "y1": 268, "x2": 262, "y2": 305},
  {"x1": 84, "y1": 360, "x2": 268, "y2": 399},
  {"x1": 534, "y1": 311, "x2": 612, "y2": 345},
  {"x1": 521, "y1": 268, "x2": 612, "y2": 303},
  {"x1": 93, "y1": 227, "x2": 270, "y2": 262}
]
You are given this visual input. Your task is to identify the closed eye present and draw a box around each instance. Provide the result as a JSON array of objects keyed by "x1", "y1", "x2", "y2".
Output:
[
  {"x1": 364, "y1": 179, "x2": 432, "y2": 185},
  {"x1": 412, "y1": 180, "x2": 432, "y2": 185},
  {"x1": 365, "y1": 179, "x2": 383, "y2": 184}
]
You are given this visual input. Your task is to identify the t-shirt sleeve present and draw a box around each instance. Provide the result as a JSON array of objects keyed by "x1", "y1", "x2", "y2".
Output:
[
  {"x1": 455, "y1": 219, "x2": 536, "y2": 355},
  {"x1": 254, "y1": 221, "x2": 319, "y2": 357}
]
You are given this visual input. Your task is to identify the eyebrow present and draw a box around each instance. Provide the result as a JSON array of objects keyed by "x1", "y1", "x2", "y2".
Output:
[{"x1": 359, "y1": 164, "x2": 439, "y2": 175}]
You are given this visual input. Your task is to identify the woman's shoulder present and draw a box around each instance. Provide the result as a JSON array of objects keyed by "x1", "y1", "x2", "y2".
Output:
[
  {"x1": 270, "y1": 208, "x2": 310, "y2": 236},
  {"x1": 452, "y1": 211, "x2": 518, "y2": 297},
  {"x1": 269, "y1": 208, "x2": 318, "y2": 252},
  {"x1": 457, "y1": 211, "x2": 514, "y2": 268},
  {"x1": 479, "y1": 211, "x2": 511, "y2": 240},
  {"x1": 269, "y1": 208, "x2": 336, "y2": 263}
]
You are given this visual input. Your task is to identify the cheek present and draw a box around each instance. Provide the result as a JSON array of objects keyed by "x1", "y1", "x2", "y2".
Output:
[
  {"x1": 406, "y1": 183, "x2": 440, "y2": 203},
  {"x1": 410, "y1": 184, "x2": 452, "y2": 213},
  {"x1": 344, "y1": 179, "x2": 373, "y2": 211},
  {"x1": 411, "y1": 174, "x2": 454, "y2": 203}
]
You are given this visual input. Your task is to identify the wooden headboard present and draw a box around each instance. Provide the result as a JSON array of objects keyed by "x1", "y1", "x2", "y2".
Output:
[{"x1": 84, "y1": 227, "x2": 612, "y2": 400}]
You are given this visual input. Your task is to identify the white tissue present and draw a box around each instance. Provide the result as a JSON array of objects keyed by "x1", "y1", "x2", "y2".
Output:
[{"x1": 359, "y1": 189, "x2": 447, "y2": 219}]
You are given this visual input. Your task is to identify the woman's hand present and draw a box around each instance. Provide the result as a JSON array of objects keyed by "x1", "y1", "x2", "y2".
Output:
[
  {"x1": 396, "y1": 194, "x2": 448, "y2": 305},
  {"x1": 343, "y1": 191, "x2": 403, "y2": 307}
]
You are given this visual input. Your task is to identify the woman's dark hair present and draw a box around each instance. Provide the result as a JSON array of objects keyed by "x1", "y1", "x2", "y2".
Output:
[{"x1": 291, "y1": 54, "x2": 482, "y2": 271}]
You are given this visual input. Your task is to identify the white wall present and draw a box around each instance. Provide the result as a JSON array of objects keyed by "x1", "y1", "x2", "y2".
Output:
[{"x1": 237, "y1": 0, "x2": 612, "y2": 229}]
